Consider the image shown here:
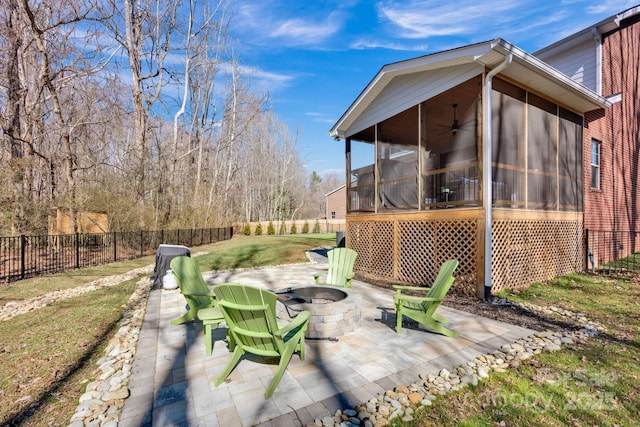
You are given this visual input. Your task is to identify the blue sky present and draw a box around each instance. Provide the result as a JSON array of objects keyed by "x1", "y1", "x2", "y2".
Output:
[{"x1": 228, "y1": 0, "x2": 638, "y2": 179}]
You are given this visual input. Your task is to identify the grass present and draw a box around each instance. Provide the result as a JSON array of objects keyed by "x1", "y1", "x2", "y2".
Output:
[
  {"x1": 196, "y1": 234, "x2": 336, "y2": 271},
  {"x1": 0, "y1": 233, "x2": 335, "y2": 426},
  {"x1": 0, "y1": 279, "x2": 139, "y2": 426},
  {"x1": 0, "y1": 256, "x2": 156, "y2": 303},
  {"x1": 391, "y1": 272, "x2": 640, "y2": 427}
]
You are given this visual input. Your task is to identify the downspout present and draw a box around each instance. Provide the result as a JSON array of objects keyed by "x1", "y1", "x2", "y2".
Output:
[
  {"x1": 591, "y1": 27, "x2": 602, "y2": 96},
  {"x1": 482, "y1": 53, "x2": 512, "y2": 302}
]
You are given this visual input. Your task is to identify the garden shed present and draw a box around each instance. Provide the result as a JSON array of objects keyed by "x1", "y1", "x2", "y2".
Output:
[{"x1": 329, "y1": 38, "x2": 610, "y2": 298}]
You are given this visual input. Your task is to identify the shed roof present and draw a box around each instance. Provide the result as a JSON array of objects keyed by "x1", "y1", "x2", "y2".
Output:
[
  {"x1": 324, "y1": 185, "x2": 346, "y2": 198},
  {"x1": 329, "y1": 38, "x2": 610, "y2": 139}
]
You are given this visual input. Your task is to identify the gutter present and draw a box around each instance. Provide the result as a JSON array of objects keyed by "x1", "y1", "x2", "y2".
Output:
[{"x1": 481, "y1": 53, "x2": 512, "y2": 302}]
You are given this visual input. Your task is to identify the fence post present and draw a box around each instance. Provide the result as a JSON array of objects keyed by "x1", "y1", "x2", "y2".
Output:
[
  {"x1": 585, "y1": 229, "x2": 589, "y2": 272},
  {"x1": 113, "y1": 232, "x2": 117, "y2": 262},
  {"x1": 75, "y1": 233, "x2": 80, "y2": 269},
  {"x1": 20, "y1": 234, "x2": 26, "y2": 280},
  {"x1": 140, "y1": 230, "x2": 144, "y2": 257}
]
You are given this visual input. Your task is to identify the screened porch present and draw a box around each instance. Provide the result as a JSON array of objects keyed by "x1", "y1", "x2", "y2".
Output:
[{"x1": 346, "y1": 75, "x2": 584, "y2": 215}]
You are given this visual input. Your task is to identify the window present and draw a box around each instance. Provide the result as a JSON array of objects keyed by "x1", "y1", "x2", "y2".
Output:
[
  {"x1": 331, "y1": 211, "x2": 336, "y2": 219},
  {"x1": 591, "y1": 139, "x2": 601, "y2": 189}
]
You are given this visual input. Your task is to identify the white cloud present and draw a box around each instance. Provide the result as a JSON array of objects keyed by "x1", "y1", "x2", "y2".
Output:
[
  {"x1": 233, "y1": 2, "x2": 344, "y2": 47},
  {"x1": 584, "y1": 0, "x2": 639, "y2": 14},
  {"x1": 376, "y1": 0, "x2": 523, "y2": 38},
  {"x1": 270, "y1": 13, "x2": 343, "y2": 46},
  {"x1": 305, "y1": 112, "x2": 336, "y2": 124},
  {"x1": 350, "y1": 38, "x2": 430, "y2": 51}
]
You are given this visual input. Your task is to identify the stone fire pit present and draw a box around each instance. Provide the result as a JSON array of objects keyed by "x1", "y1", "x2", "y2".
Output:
[{"x1": 275, "y1": 286, "x2": 361, "y2": 339}]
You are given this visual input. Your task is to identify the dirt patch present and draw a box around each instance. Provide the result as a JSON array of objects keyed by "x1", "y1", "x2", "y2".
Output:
[
  {"x1": 359, "y1": 274, "x2": 581, "y2": 333},
  {"x1": 441, "y1": 292, "x2": 579, "y2": 332}
]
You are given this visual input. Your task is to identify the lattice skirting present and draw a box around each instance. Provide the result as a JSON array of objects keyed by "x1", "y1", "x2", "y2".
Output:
[
  {"x1": 491, "y1": 219, "x2": 584, "y2": 293},
  {"x1": 347, "y1": 212, "x2": 584, "y2": 296}
]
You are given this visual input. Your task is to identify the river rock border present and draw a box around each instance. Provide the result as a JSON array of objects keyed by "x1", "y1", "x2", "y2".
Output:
[
  {"x1": 0, "y1": 265, "x2": 155, "y2": 321},
  {"x1": 68, "y1": 276, "x2": 152, "y2": 427}
]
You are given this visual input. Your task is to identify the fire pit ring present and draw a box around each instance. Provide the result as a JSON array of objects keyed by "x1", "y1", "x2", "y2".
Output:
[{"x1": 275, "y1": 286, "x2": 361, "y2": 339}]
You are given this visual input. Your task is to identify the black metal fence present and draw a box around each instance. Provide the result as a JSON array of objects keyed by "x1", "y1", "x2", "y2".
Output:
[
  {"x1": 0, "y1": 227, "x2": 233, "y2": 283},
  {"x1": 586, "y1": 229, "x2": 640, "y2": 273}
]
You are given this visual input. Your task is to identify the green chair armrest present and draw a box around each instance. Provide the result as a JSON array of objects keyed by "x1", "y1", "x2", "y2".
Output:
[
  {"x1": 393, "y1": 285, "x2": 432, "y2": 295},
  {"x1": 197, "y1": 306, "x2": 223, "y2": 321},
  {"x1": 182, "y1": 290, "x2": 216, "y2": 298},
  {"x1": 314, "y1": 269, "x2": 329, "y2": 285},
  {"x1": 219, "y1": 301, "x2": 268, "y2": 311},
  {"x1": 394, "y1": 294, "x2": 443, "y2": 304},
  {"x1": 393, "y1": 285, "x2": 431, "y2": 291},
  {"x1": 276, "y1": 311, "x2": 311, "y2": 337}
]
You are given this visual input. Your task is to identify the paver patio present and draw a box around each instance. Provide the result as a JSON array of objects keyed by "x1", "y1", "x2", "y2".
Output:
[{"x1": 120, "y1": 260, "x2": 534, "y2": 427}]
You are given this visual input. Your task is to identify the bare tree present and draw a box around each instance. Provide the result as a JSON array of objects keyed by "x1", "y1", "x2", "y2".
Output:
[
  {"x1": 0, "y1": 0, "x2": 111, "y2": 233},
  {"x1": 99, "y1": 0, "x2": 179, "y2": 208},
  {"x1": 0, "y1": 0, "x2": 324, "y2": 235},
  {"x1": 0, "y1": 0, "x2": 27, "y2": 232}
]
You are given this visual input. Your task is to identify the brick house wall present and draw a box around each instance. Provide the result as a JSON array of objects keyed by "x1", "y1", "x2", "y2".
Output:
[
  {"x1": 584, "y1": 15, "x2": 640, "y2": 232},
  {"x1": 325, "y1": 185, "x2": 346, "y2": 220}
]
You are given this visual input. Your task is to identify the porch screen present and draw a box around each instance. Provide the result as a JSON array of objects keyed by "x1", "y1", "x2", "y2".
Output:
[
  {"x1": 492, "y1": 79, "x2": 525, "y2": 207},
  {"x1": 349, "y1": 133, "x2": 376, "y2": 212},
  {"x1": 491, "y1": 78, "x2": 583, "y2": 212},
  {"x1": 558, "y1": 108, "x2": 583, "y2": 210},
  {"x1": 527, "y1": 93, "x2": 558, "y2": 209},
  {"x1": 377, "y1": 141, "x2": 419, "y2": 209}
]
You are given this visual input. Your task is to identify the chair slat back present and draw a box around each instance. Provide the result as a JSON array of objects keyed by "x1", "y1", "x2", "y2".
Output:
[
  {"x1": 214, "y1": 284, "x2": 281, "y2": 356},
  {"x1": 326, "y1": 248, "x2": 357, "y2": 287},
  {"x1": 170, "y1": 256, "x2": 214, "y2": 308},
  {"x1": 422, "y1": 259, "x2": 458, "y2": 312}
]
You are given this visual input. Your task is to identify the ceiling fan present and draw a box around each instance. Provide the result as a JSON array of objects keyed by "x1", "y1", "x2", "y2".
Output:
[
  {"x1": 450, "y1": 103, "x2": 460, "y2": 135},
  {"x1": 435, "y1": 103, "x2": 475, "y2": 136}
]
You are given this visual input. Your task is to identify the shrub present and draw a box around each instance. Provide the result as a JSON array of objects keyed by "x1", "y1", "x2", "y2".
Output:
[
  {"x1": 267, "y1": 221, "x2": 275, "y2": 235},
  {"x1": 302, "y1": 221, "x2": 309, "y2": 234},
  {"x1": 279, "y1": 222, "x2": 286, "y2": 235},
  {"x1": 313, "y1": 219, "x2": 321, "y2": 233},
  {"x1": 255, "y1": 223, "x2": 263, "y2": 235},
  {"x1": 242, "y1": 224, "x2": 251, "y2": 235},
  {"x1": 290, "y1": 222, "x2": 297, "y2": 234}
]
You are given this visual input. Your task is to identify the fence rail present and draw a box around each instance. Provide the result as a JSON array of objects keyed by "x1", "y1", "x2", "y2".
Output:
[
  {"x1": 0, "y1": 227, "x2": 233, "y2": 283},
  {"x1": 586, "y1": 229, "x2": 640, "y2": 273}
]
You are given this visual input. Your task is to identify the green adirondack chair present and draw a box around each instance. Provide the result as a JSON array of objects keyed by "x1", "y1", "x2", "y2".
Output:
[
  {"x1": 393, "y1": 259, "x2": 459, "y2": 337},
  {"x1": 314, "y1": 247, "x2": 357, "y2": 287},
  {"x1": 170, "y1": 256, "x2": 225, "y2": 356},
  {"x1": 213, "y1": 283, "x2": 310, "y2": 399}
]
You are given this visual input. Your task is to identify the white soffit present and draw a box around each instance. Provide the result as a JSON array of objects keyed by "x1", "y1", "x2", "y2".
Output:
[
  {"x1": 488, "y1": 39, "x2": 609, "y2": 112},
  {"x1": 329, "y1": 38, "x2": 610, "y2": 139},
  {"x1": 345, "y1": 62, "x2": 483, "y2": 138}
]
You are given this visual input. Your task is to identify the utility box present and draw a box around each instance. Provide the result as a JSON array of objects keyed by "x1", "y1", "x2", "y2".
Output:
[{"x1": 151, "y1": 244, "x2": 191, "y2": 289}]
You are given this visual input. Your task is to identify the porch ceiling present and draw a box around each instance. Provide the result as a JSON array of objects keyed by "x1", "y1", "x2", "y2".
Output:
[{"x1": 330, "y1": 38, "x2": 610, "y2": 140}]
